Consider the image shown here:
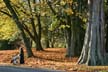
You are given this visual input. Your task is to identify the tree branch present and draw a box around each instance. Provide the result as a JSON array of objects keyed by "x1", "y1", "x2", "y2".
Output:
[
  {"x1": 46, "y1": 1, "x2": 57, "y2": 15},
  {"x1": 0, "y1": 10, "x2": 12, "y2": 17},
  {"x1": 22, "y1": 23, "x2": 35, "y2": 40}
]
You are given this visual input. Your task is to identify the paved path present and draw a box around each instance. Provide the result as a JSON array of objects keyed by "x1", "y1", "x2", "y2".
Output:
[{"x1": 0, "y1": 66, "x2": 65, "y2": 72}]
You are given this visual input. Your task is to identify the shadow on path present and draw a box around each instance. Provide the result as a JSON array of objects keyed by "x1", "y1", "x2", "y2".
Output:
[{"x1": 0, "y1": 65, "x2": 65, "y2": 72}]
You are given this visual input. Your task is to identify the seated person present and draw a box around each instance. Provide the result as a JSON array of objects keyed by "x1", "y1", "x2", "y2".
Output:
[{"x1": 11, "y1": 54, "x2": 19, "y2": 65}]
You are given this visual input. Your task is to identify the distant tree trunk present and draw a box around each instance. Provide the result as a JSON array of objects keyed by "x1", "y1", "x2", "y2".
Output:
[
  {"x1": 50, "y1": 32, "x2": 54, "y2": 48},
  {"x1": 73, "y1": 16, "x2": 85, "y2": 56},
  {"x1": 51, "y1": 38, "x2": 54, "y2": 48},
  {"x1": 65, "y1": 3, "x2": 85, "y2": 57},
  {"x1": 46, "y1": 39, "x2": 50, "y2": 48},
  {"x1": 77, "y1": 0, "x2": 105, "y2": 65},
  {"x1": 37, "y1": 15, "x2": 41, "y2": 42},
  {"x1": 65, "y1": 15, "x2": 75, "y2": 57},
  {"x1": 45, "y1": 28, "x2": 50, "y2": 48},
  {"x1": 44, "y1": 22, "x2": 50, "y2": 48},
  {"x1": 3, "y1": 0, "x2": 34, "y2": 57}
]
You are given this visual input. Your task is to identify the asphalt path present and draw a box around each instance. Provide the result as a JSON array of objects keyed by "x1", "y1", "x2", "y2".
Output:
[{"x1": 0, "y1": 66, "x2": 65, "y2": 72}]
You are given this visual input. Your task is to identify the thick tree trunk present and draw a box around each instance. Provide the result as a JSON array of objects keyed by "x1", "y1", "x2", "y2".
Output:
[
  {"x1": 23, "y1": 35, "x2": 34, "y2": 57},
  {"x1": 65, "y1": 16, "x2": 75, "y2": 57},
  {"x1": 44, "y1": 25, "x2": 50, "y2": 48},
  {"x1": 77, "y1": 0, "x2": 105, "y2": 66},
  {"x1": 34, "y1": 39, "x2": 43, "y2": 51},
  {"x1": 65, "y1": 28, "x2": 72, "y2": 57},
  {"x1": 105, "y1": 25, "x2": 108, "y2": 52},
  {"x1": 3, "y1": 0, "x2": 34, "y2": 57},
  {"x1": 65, "y1": 17, "x2": 84, "y2": 57}
]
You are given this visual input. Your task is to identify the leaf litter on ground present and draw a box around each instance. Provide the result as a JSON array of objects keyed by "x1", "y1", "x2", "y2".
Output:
[{"x1": 0, "y1": 48, "x2": 108, "y2": 72}]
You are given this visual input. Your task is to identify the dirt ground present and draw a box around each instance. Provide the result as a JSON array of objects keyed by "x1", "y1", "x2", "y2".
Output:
[{"x1": 0, "y1": 48, "x2": 108, "y2": 72}]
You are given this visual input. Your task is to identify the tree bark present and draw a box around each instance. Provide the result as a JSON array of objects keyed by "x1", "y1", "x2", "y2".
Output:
[
  {"x1": 105, "y1": 24, "x2": 108, "y2": 52},
  {"x1": 77, "y1": 0, "x2": 105, "y2": 66},
  {"x1": 65, "y1": 15, "x2": 75, "y2": 57},
  {"x1": 45, "y1": 26, "x2": 50, "y2": 48}
]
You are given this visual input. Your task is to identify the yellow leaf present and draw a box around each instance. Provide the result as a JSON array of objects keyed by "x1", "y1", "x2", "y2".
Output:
[
  {"x1": 60, "y1": 1, "x2": 66, "y2": 6},
  {"x1": 67, "y1": 0, "x2": 73, "y2": 5},
  {"x1": 64, "y1": 8, "x2": 73, "y2": 15},
  {"x1": 83, "y1": 18, "x2": 87, "y2": 22},
  {"x1": 0, "y1": 0, "x2": 5, "y2": 8}
]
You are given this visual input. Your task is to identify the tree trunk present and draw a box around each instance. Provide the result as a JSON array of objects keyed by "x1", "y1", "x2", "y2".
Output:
[
  {"x1": 77, "y1": 0, "x2": 105, "y2": 66},
  {"x1": 36, "y1": 15, "x2": 43, "y2": 50},
  {"x1": 45, "y1": 28, "x2": 50, "y2": 48},
  {"x1": 27, "y1": 0, "x2": 43, "y2": 51},
  {"x1": 34, "y1": 39, "x2": 43, "y2": 51},
  {"x1": 65, "y1": 15, "x2": 75, "y2": 57},
  {"x1": 3, "y1": 0, "x2": 34, "y2": 57},
  {"x1": 37, "y1": 15, "x2": 41, "y2": 41},
  {"x1": 65, "y1": 5, "x2": 85, "y2": 57},
  {"x1": 30, "y1": 18, "x2": 43, "y2": 51},
  {"x1": 23, "y1": 35, "x2": 34, "y2": 57},
  {"x1": 105, "y1": 24, "x2": 108, "y2": 52}
]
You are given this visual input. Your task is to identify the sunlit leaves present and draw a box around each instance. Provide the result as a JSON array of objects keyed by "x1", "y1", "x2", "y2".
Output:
[
  {"x1": 59, "y1": 25, "x2": 70, "y2": 29},
  {"x1": 67, "y1": 0, "x2": 73, "y2": 4},
  {"x1": 60, "y1": 0, "x2": 73, "y2": 6},
  {"x1": 0, "y1": 0, "x2": 5, "y2": 8},
  {"x1": 10, "y1": 0, "x2": 19, "y2": 4},
  {"x1": 82, "y1": 18, "x2": 87, "y2": 23},
  {"x1": 64, "y1": 8, "x2": 73, "y2": 15},
  {"x1": 60, "y1": 1, "x2": 66, "y2": 6},
  {"x1": 49, "y1": 18, "x2": 60, "y2": 31},
  {"x1": 41, "y1": 11, "x2": 47, "y2": 16},
  {"x1": 0, "y1": 16, "x2": 18, "y2": 40}
]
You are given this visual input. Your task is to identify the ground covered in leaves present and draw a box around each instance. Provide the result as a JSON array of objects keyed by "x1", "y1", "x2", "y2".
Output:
[{"x1": 0, "y1": 48, "x2": 108, "y2": 72}]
